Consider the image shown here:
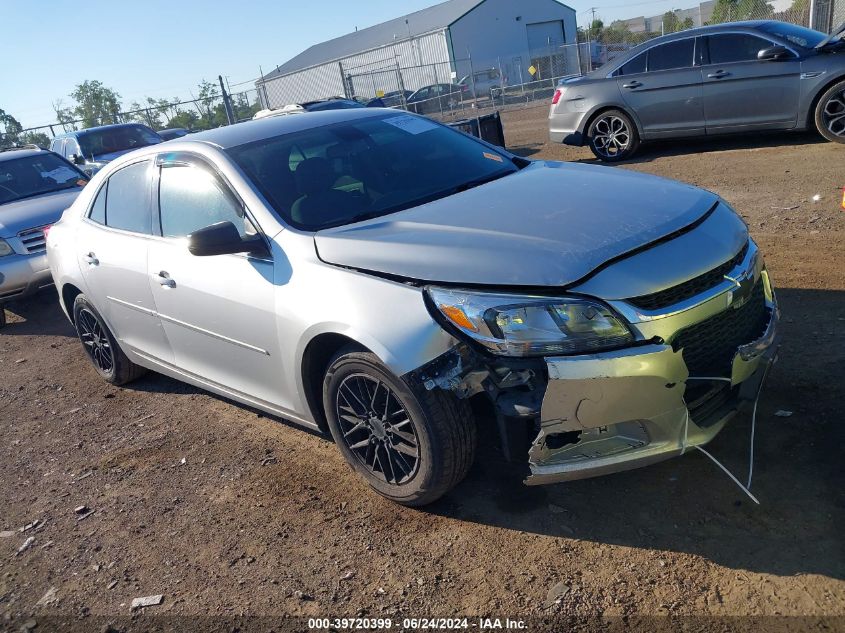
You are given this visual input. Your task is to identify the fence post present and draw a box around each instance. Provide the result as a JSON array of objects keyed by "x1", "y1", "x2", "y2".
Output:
[
  {"x1": 547, "y1": 37, "x2": 553, "y2": 81},
  {"x1": 219, "y1": 75, "x2": 235, "y2": 125},
  {"x1": 466, "y1": 48, "x2": 481, "y2": 134},
  {"x1": 575, "y1": 41, "x2": 583, "y2": 75},
  {"x1": 395, "y1": 59, "x2": 408, "y2": 110},
  {"x1": 496, "y1": 55, "x2": 504, "y2": 105}
]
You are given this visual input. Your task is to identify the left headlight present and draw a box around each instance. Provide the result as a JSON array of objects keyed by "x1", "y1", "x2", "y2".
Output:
[
  {"x1": 0, "y1": 238, "x2": 14, "y2": 257},
  {"x1": 427, "y1": 287, "x2": 634, "y2": 357}
]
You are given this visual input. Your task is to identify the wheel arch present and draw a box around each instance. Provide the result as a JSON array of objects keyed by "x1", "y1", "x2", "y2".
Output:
[
  {"x1": 580, "y1": 104, "x2": 644, "y2": 140},
  {"x1": 806, "y1": 72, "x2": 845, "y2": 130},
  {"x1": 300, "y1": 332, "x2": 371, "y2": 433},
  {"x1": 60, "y1": 283, "x2": 84, "y2": 324}
]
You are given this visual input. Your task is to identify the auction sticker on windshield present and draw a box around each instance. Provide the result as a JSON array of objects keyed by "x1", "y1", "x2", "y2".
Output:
[{"x1": 383, "y1": 114, "x2": 439, "y2": 135}]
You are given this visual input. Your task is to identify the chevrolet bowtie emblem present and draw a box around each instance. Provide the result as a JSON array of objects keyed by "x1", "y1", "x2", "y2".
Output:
[{"x1": 724, "y1": 272, "x2": 754, "y2": 309}]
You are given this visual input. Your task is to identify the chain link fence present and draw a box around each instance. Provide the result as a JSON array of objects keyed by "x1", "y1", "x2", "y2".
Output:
[
  {"x1": 4, "y1": 2, "x2": 842, "y2": 149},
  {"x1": 1, "y1": 89, "x2": 262, "y2": 149}
]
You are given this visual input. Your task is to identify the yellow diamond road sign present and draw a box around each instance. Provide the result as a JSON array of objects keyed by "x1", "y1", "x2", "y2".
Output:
[{"x1": 528, "y1": 65, "x2": 537, "y2": 76}]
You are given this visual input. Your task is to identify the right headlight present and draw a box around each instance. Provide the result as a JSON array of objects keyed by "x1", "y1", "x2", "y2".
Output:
[
  {"x1": 427, "y1": 287, "x2": 634, "y2": 357},
  {"x1": 0, "y1": 238, "x2": 14, "y2": 257}
]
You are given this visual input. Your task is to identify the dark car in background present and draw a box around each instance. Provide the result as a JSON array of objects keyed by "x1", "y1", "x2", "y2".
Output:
[
  {"x1": 158, "y1": 128, "x2": 190, "y2": 141},
  {"x1": 406, "y1": 83, "x2": 468, "y2": 114},
  {"x1": 301, "y1": 98, "x2": 365, "y2": 112},
  {"x1": 549, "y1": 21, "x2": 845, "y2": 161},
  {"x1": 377, "y1": 90, "x2": 413, "y2": 108},
  {"x1": 0, "y1": 146, "x2": 87, "y2": 326},
  {"x1": 50, "y1": 123, "x2": 163, "y2": 175}
]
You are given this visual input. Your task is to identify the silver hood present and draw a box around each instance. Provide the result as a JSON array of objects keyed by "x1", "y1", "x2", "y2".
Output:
[
  {"x1": 0, "y1": 189, "x2": 82, "y2": 237},
  {"x1": 315, "y1": 161, "x2": 719, "y2": 287}
]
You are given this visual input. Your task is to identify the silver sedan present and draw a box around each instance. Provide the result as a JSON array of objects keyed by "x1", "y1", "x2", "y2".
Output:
[
  {"x1": 47, "y1": 109, "x2": 778, "y2": 505},
  {"x1": 549, "y1": 20, "x2": 845, "y2": 161}
]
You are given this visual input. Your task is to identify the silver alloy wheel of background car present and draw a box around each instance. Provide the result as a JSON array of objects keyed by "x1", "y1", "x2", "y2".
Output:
[
  {"x1": 76, "y1": 307, "x2": 114, "y2": 374},
  {"x1": 588, "y1": 109, "x2": 640, "y2": 162},
  {"x1": 593, "y1": 115, "x2": 631, "y2": 159},
  {"x1": 822, "y1": 88, "x2": 845, "y2": 138},
  {"x1": 335, "y1": 373, "x2": 420, "y2": 484},
  {"x1": 815, "y1": 80, "x2": 845, "y2": 144}
]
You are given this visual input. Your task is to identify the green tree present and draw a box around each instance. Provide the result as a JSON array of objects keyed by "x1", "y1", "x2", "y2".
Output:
[
  {"x1": 69, "y1": 80, "x2": 122, "y2": 128},
  {"x1": 736, "y1": 0, "x2": 773, "y2": 19},
  {"x1": 167, "y1": 109, "x2": 200, "y2": 131},
  {"x1": 711, "y1": 0, "x2": 738, "y2": 23},
  {"x1": 663, "y1": 11, "x2": 681, "y2": 33},
  {"x1": 0, "y1": 108, "x2": 23, "y2": 147}
]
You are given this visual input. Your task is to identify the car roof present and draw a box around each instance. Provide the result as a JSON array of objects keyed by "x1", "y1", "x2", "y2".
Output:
[
  {"x1": 186, "y1": 107, "x2": 390, "y2": 150},
  {"x1": 0, "y1": 147, "x2": 49, "y2": 163},
  {"x1": 54, "y1": 122, "x2": 156, "y2": 138},
  {"x1": 597, "y1": 21, "x2": 790, "y2": 74}
]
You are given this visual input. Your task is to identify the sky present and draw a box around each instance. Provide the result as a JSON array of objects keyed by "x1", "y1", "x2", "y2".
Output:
[{"x1": 0, "y1": 0, "x2": 792, "y2": 129}]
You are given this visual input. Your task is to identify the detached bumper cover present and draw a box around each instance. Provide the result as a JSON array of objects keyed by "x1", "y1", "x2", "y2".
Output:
[{"x1": 527, "y1": 299, "x2": 779, "y2": 485}]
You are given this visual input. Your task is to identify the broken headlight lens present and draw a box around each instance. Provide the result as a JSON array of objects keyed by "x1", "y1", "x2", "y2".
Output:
[{"x1": 427, "y1": 287, "x2": 634, "y2": 357}]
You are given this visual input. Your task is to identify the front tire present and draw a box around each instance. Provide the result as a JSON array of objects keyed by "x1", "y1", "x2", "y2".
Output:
[
  {"x1": 588, "y1": 109, "x2": 640, "y2": 161},
  {"x1": 815, "y1": 80, "x2": 845, "y2": 144},
  {"x1": 72, "y1": 294, "x2": 146, "y2": 386},
  {"x1": 323, "y1": 349, "x2": 476, "y2": 506}
]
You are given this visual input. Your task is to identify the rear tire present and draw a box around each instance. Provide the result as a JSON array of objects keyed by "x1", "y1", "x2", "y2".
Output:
[
  {"x1": 323, "y1": 348, "x2": 476, "y2": 506},
  {"x1": 588, "y1": 109, "x2": 640, "y2": 162},
  {"x1": 815, "y1": 80, "x2": 845, "y2": 144},
  {"x1": 72, "y1": 294, "x2": 146, "y2": 386}
]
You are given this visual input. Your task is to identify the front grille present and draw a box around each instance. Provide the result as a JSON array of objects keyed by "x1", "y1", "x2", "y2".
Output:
[
  {"x1": 17, "y1": 226, "x2": 47, "y2": 254},
  {"x1": 628, "y1": 242, "x2": 749, "y2": 311},
  {"x1": 672, "y1": 280, "x2": 768, "y2": 377}
]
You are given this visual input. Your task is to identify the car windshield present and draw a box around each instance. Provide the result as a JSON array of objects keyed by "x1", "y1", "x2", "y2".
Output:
[
  {"x1": 758, "y1": 22, "x2": 827, "y2": 48},
  {"x1": 77, "y1": 125, "x2": 162, "y2": 159},
  {"x1": 227, "y1": 113, "x2": 519, "y2": 230},
  {"x1": 0, "y1": 153, "x2": 87, "y2": 205}
]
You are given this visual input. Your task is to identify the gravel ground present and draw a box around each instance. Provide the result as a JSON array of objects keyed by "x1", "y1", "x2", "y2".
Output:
[{"x1": 1, "y1": 107, "x2": 843, "y2": 632}]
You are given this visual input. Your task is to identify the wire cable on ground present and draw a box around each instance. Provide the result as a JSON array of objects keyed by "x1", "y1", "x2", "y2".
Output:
[{"x1": 682, "y1": 369, "x2": 771, "y2": 506}]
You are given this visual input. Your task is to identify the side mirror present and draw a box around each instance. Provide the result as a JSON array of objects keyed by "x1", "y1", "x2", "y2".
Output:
[
  {"x1": 70, "y1": 154, "x2": 86, "y2": 165},
  {"x1": 758, "y1": 45, "x2": 791, "y2": 61},
  {"x1": 187, "y1": 221, "x2": 267, "y2": 257}
]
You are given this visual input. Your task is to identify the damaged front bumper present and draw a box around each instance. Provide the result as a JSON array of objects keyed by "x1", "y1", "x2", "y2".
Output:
[{"x1": 527, "y1": 285, "x2": 780, "y2": 485}]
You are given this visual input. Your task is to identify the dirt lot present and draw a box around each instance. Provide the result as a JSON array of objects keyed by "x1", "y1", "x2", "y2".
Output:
[{"x1": 1, "y1": 106, "x2": 843, "y2": 631}]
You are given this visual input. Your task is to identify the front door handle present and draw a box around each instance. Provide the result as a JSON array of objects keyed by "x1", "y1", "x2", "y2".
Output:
[
  {"x1": 83, "y1": 252, "x2": 99, "y2": 266},
  {"x1": 623, "y1": 80, "x2": 643, "y2": 89},
  {"x1": 154, "y1": 271, "x2": 176, "y2": 289},
  {"x1": 707, "y1": 70, "x2": 730, "y2": 79}
]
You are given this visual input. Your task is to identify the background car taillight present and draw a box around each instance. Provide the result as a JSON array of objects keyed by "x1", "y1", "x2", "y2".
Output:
[{"x1": 551, "y1": 89, "x2": 563, "y2": 105}]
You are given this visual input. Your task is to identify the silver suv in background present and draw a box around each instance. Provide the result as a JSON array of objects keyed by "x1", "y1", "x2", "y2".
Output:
[
  {"x1": 48, "y1": 109, "x2": 778, "y2": 505},
  {"x1": 0, "y1": 146, "x2": 88, "y2": 326},
  {"x1": 549, "y1": 21, "x2": 845, "y2": 161},
  {"x1": 50, "y1": 123, "x2": 163, "y2": 176}
]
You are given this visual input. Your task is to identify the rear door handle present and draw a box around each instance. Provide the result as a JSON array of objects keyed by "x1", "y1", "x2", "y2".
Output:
[
  {"x1": 154, "y1": 271, "x2": 176, "y2": 288},
  {"x1": 83, "y1": 252, "x2": 99, "y2": 266},
  {"x1": 623, "y1": 81, "x2": 643, "y2": 89},
  {"x1": 707, "y1": 70, "x2": 730, "y2": 79}
]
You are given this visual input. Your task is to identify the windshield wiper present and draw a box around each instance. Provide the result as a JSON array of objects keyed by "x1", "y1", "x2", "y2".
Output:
[{"x1": 451, "y1": 169, "x2": 516, "y2": 194}]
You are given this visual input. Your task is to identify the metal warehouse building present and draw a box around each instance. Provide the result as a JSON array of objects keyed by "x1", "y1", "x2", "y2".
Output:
[{"x1": 257, "y1": 0, "x2": 577, "y2": 108}]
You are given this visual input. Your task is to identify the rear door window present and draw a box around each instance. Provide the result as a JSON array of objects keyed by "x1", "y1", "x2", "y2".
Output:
[
  {"x1": 707, "y1": 34, "x2": 775, "y2": 64},
  {"x1": 618, "y1": 52, "x2": 646, "y2": 76},
  {"x1": 103, "y1": 161, "x2": 153, "y2": 234},
  {"x1": 88, "y1": 184, "x2": 107, "y2": 225},
  {"x1": 647, "y1": 39, "x2": 696, "y2": 72}
]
